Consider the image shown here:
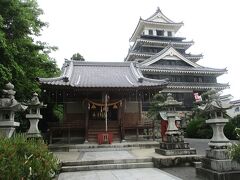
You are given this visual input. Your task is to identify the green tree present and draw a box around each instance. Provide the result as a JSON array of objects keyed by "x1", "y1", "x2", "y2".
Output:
[
  {"x1": 229, "y1": 128, "x2": 240, "y2": 163},
  {"x1": 0, "y1": 0, "x2": 60, "y2": 100},
  {"x1": 147, "y1": 93, "x2": 165, "y2": 120},
  {"x1": 71, "y1": 52, "x2": 85, "y2": 61}
]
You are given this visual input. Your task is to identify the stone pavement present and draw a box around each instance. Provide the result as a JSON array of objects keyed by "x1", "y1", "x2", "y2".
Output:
[
  {"x1": 58, "y1": 168, "x2": 182, "y2": 180},
  {"x1": 81, "y1": 151, "x2": 135, "y2": 161},
  {"x1": 54, "y1": 138, "x2": 219, "y2": 180}
]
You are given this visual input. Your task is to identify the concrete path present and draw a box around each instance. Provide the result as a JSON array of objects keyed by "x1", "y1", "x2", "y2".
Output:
[{"x1": 58, "y1": 168, "x2": 182, "y2": 180}]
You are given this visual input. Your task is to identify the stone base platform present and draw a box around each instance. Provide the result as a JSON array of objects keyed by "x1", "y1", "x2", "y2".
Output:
[
  {"x1": 196, "y1": 149, "x2": 240, "y2": 180},
  {"x1": 160, "y1": 142, "x2": 190, "y2": 149},
  {"x1": 201, "y1": 157, "x2": 240, "y2": 172},
  {"x1": 196, "y1": 167, "x2": 240, "y2": 180},
  {"x1": 153, "y1": 155, "x2": 202, "y2": 168},
  {"x1": 155, "y1": 148, "x2": 196, "y2": 156}
]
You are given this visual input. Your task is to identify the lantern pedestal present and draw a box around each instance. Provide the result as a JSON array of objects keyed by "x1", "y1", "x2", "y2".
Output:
[
  {"x1": 0, "y1": 121, "x2": 20, "y2": 138},
  {"x1": 26, "y1": 114, "x2": 42, "y2": 138},
  {"x1": 206, "y1": 118, "x2": 231, "y2": 148},
  {"x1": 156, "y1": 137, "x2": 196, "y2": 156}
]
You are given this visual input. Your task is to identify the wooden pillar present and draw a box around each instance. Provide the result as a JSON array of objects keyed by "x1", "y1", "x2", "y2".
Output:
[
  {"x1": 84, "y1": 101, "x2": 89, "y2": 143},
  {"x1": 137, "y1": 91, "x2": 142, "y2": 141},
  {"x1": 68, "y1": 127, "x2": 70, "y2": 144},
  {"x1": 120, "y1": 99, "x2": 126, "y2": 142},
  {"x1": 118, "y1": 99, "x2": 122, "y2": 141}
]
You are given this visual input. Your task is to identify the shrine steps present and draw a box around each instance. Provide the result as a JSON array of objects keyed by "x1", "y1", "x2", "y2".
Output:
[
  {"x1": 61, "y1": 158, "x2": 153, "y2": 172},
  {"x1": 49, "y1": 141, "x2": 159, "y2": 152}
]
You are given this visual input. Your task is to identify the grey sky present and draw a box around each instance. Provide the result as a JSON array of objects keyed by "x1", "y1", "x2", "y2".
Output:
[{"x1": 37, "y1": 0, "x2": 240, "y2": 100}]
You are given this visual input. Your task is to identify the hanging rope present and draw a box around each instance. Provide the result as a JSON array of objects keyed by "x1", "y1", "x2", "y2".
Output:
[{"x1": 85, "y1": 99, "x2": 122, "y2": 108}]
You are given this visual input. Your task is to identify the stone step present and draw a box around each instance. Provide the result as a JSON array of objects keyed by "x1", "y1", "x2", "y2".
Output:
[
  {"x1": 61, "y1": 162, "x2": 154, "y2": 172},
  {"x1": 87, "y1": 134, "x2": 120, "y2": 142},
  {"x1": 87, "y1": 137, "x2": 120, "y2": 142},
  {"x1": 62, "y1": 157, "x2": 152, "y2": 166},
  {"x1": 49, "y1": 141, "x2": 159, "y2": 152}
]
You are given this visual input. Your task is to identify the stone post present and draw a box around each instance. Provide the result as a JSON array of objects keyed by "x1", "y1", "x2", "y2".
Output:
[
  {"x1": 25, "y1": 92, "x2": 46, "y2": 138},
  {"x1": 0, "y1": 83, "x2": 27, "y2": 138}
]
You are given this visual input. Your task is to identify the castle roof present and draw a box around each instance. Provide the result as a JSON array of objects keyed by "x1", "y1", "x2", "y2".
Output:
[{"x1": 129, "y1": 8, "x2": 183, "y2": 42}]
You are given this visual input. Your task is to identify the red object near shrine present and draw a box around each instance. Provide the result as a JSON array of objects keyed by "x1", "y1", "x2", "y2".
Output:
[
  {"x1": 97, "y1": 132, "x2": 113, "y2": 144},
  {"x1": 161, "y1": 120, "x2": 168, "y2": 142},
  {"x1": 161, "y1": 119, "x2": 180, "y2": 141}
]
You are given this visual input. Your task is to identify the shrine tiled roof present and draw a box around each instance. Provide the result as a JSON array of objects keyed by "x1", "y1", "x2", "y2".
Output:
[
  {"x1": 140, "y1": 65, "x2": 227, "y2": 75},
  {"x1": 167, "y1": 82, "x2": 229, "y2": 90},
  {"x1": 38, "y1": 60, "x2": 168, "y2": 89}
]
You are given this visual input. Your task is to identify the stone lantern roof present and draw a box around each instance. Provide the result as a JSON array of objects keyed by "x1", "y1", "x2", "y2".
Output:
[
  {"x1": 159, "y1": 93, "x2": 182, "y2": 107},
  {"x1": 24, "y1": 92, "x2": 46, "y2": 108},
  {"x1": 198, "y1": 89, "x2": 232, "y2": 112},
  {"x1": 0, "y1": 82, "x2": 27, "y2": 111}
]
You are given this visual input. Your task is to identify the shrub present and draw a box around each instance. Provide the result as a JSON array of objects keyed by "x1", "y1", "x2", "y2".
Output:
[
  {"x1": 224, "y1": 121, "x2": 237, "y2": 140},
  {"x1": 185, "y1": 117, "x2": 213, "y2": 139},
  {"x1": 229, "y1": 128, "x2": 240, "y2": 163},
  {"x1": 0, "y1": 134, "x2": 60, "y2": 180},
  {"x1": 224, "y1": 115, "x2": 240, "y2": 140},
  {"x1": 186, "y1": 114, "x2": 240, "y2": 139}
]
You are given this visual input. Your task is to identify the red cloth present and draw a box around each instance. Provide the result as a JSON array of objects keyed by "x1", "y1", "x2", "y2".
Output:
[
  {"x1": 161, "y1": 120, "x2": 168, "y2": 141},
  {"x1": 161, "y1": 120, "x2": 179, "y2": 141}
]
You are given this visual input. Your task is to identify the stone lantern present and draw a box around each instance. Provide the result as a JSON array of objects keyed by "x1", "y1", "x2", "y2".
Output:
[
  {"x1": 199, "y1": 89, "x2": 231, "y2": 148},
  {"x1": 196, "y1": 89, "x2": 240, "y2": 179},
  {"x1": 25, "y1": 92, "x2": 46, "y2": 138},
  {"x1": 162, "y1": 93, "x2": 182, "y2": 137},
  {"x1": 0, "y1": 82, "x2": 27, "y2": 138},
  {"x1": 155, "y1": 93, "x2": 196, "y2": 155}
]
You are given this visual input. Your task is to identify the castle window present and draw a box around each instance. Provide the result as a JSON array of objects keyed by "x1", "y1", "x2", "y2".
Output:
[
  {"x1": 148, "y1": 29, "x2": 153, "y2": 35},
  {"x1": 194, "y1": 77, "x2": 198, "y2": 82},
  {"x1": 176, "y1": 77, "x2": 181, "y2": 82},
  {"x1": 156, "y1": 30, "x2": 164, "y2": 36},
  {"x1": 171, "y1": 76, "x2": 176, "y2": 82},
  {"x1": 168, "y1": 31, "x2": 172, "y2": 36},
  {"x1": 235, "y1": 107, "x2": 239, "y2": 112}
]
